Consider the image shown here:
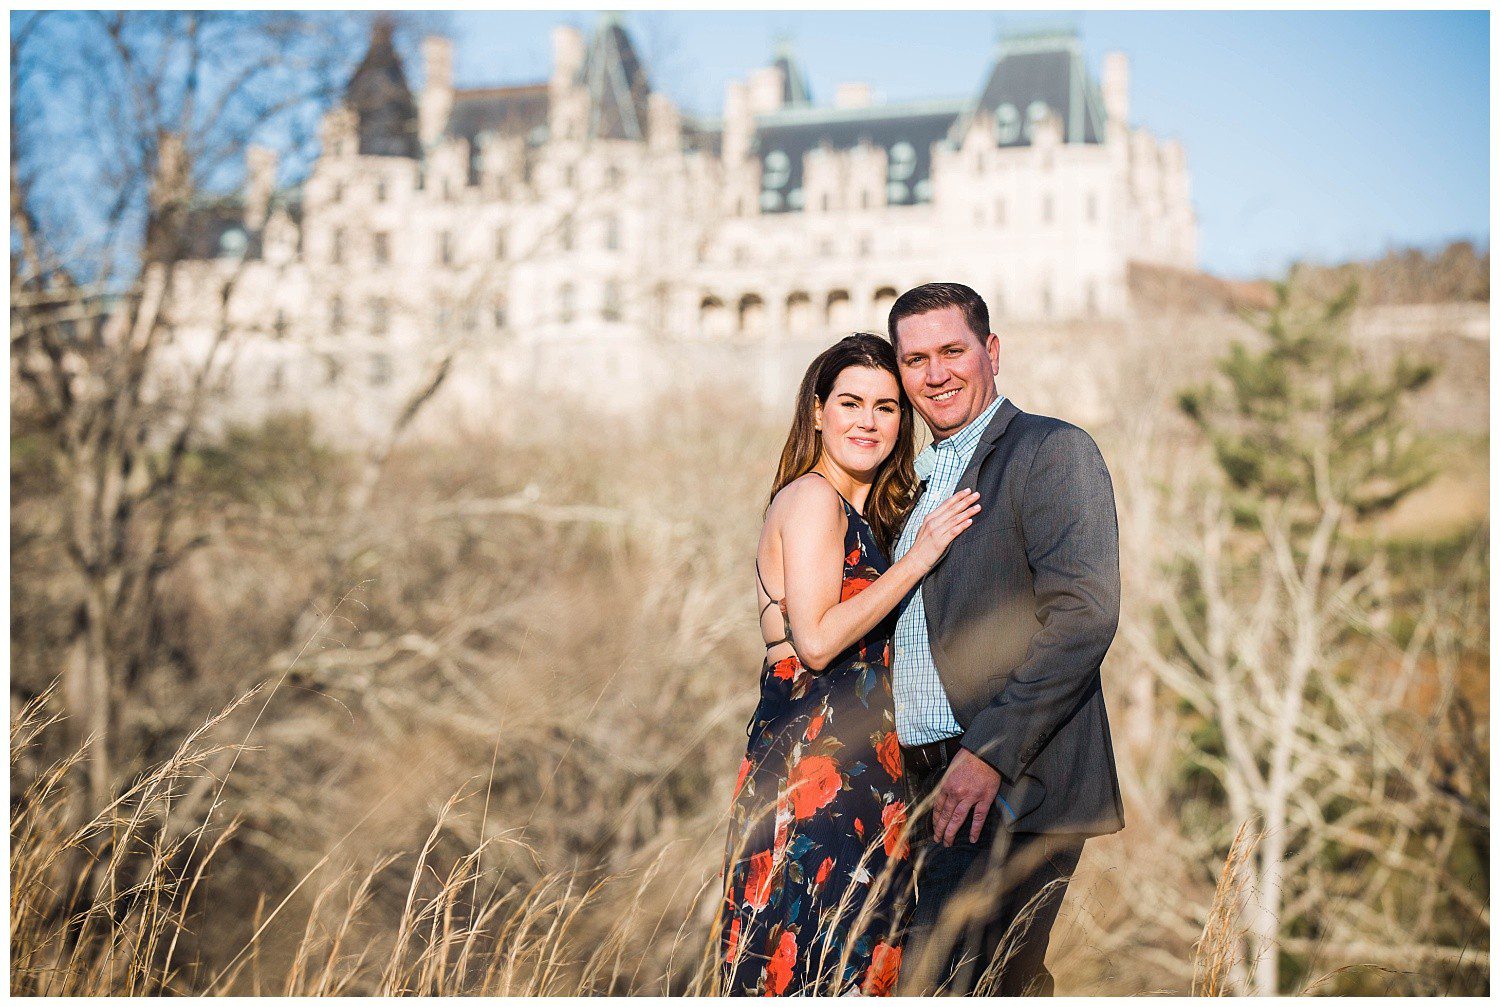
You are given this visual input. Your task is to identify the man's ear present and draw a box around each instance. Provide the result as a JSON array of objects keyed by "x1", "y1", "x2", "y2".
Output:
[{"x1": 986, "y1": 332, "x2": 1000, "y2": 374}]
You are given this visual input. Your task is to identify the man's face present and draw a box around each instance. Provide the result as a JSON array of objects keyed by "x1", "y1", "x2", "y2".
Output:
[{"x1": 894, "y1": 305, "x2": 1000, "y2": 438}]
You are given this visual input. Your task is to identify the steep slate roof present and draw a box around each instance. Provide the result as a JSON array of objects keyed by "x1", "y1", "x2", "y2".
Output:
[
  {"x1": 752, "y1": 100, "x2": 963, "y2": 213},
  {"x1": 579, "y1": 13, "x2": 651, "y2": 141},
  {"x1": 963, "y1": 29, "x2": 1106, "y2": 146},
  {"x1": 445, "y1": 83, "x2": 551, "y2": 145},
  {"x1": 772, "y1": 40, "x2": 812, "y2": 108},
  {"x1": 345, "y1": 18, "x2": 421, "y2": 158}
]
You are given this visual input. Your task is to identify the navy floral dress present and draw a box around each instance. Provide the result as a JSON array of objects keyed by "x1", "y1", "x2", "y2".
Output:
[{"x1": 721, "y1": 482, "x2": 911, "y2": 996}]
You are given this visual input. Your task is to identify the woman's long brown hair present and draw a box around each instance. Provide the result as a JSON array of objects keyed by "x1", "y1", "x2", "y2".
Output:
[{"x1": 768, "y1": 333, "x2": 918, "y2": 556}]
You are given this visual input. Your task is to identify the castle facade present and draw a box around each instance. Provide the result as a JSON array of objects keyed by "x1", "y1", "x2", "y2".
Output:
[{"x1": 173, "y1": 14, "x2": 1196, "y2": 437}]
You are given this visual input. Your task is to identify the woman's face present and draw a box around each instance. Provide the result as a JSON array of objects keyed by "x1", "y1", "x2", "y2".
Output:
[{"x1": 815, "y1": 365, "x2": 903, "y2": 477}]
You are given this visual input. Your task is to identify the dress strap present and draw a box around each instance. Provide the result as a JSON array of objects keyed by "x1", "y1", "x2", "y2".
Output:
[
  {"x1": 755, "y1": 558, "x2": 793, "y2": 649},
  {"x1": 807, "y1": 470, "x2": 858, "y2": 516}
]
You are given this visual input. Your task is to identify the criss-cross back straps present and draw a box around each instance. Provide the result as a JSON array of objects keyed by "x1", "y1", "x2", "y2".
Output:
[
  {"x1": 756, "y1": 559, "x2": 793, "y2": 649},
  {"x1": 757, "y1": 471, "x2": 862, "y2": 652}
]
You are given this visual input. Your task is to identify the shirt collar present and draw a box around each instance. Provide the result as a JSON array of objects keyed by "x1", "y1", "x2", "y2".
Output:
[{"x1": 913, "y1": 394, "x2": 1006, "y2": 482}]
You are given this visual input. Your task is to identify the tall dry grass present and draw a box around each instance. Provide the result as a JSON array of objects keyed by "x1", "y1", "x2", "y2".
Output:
[{"x1": 11, "y1": 381, "x2": 1488, "y2": 994}]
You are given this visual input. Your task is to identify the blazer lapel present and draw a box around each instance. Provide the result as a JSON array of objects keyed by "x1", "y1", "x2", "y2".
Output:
[{"x1": 955, "y1": 398, "x2": 1021, "y2": 494}]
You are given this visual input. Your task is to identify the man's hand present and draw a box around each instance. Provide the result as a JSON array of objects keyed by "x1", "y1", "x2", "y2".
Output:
[{"x1": 932, "y1": 748, "x2": 1002, "y2": 846}]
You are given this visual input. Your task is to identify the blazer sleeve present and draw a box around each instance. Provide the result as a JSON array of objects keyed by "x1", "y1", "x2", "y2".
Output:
[{"x1": 959, "y1": 424, "x2": 1121, "y2": 782}]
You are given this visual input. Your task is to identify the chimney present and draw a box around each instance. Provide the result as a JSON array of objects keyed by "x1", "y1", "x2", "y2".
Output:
[
  {"x1": 834, "y1": 82, "x2": 873, "y2": 110},
  {"x1": 723, "y1": 79, "x2": 751, "y2": 164},
  {"x1": 748, "y1": 65, "x2": 785, "y2": 114},
  {"x1": 1103, "y1": 52, "x2": 1129, "y2": 126},
  {"x1": 551, "y1": 25, "x2": 585, "y2": 93},
  {"x1": 245, "y1": 145, "x2": 277, "y2": 229},
  {"x1": 419, "y1": 36, "x2": 454, "y2": 149},
  {"x1": 648, "y1": 92, "x2": 680, "y2": 155}
]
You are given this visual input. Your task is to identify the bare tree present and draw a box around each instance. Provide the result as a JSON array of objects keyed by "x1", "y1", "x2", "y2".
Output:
[
  {"x1": 1123, "y1": 279, "x2": 1487, "y2": 993},
  {"x1": 10, "y1": 11, "x2": 368, "y2": 819}
]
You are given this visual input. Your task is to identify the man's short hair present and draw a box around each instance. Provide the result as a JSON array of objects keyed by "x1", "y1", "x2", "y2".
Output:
[{"x1": 887, "y1": 282, "x2": 991, "y2": 350}]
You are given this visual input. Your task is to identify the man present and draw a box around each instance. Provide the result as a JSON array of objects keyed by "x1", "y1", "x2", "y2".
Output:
[{"x1": 886, "y1": 282, "x2": 1124, "y2": 996}]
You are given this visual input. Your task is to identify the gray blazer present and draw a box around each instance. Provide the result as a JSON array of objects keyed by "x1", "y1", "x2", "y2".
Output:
[{"x1": 914, "y1": 398, "x2": 1125, "y2": 836}]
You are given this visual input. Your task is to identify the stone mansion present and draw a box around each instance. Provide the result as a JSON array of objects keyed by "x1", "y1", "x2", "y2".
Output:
[{"x1": 173, "y1": 14, "x2": 1197, "y2": 435}]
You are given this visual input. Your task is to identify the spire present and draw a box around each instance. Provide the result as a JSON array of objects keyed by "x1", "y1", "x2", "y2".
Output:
[
  {"x1": 345, "y1": 15, "x2": 420, "y2": 158},
  {"x1": 772, "y1": 36, "x2": 812, "y2": 108},
  {"x1": 579, "y1": 12, "x2": 651, "y2": 141}
]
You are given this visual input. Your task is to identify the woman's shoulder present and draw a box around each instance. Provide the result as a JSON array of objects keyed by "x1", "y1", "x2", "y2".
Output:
[{"x1": 767, "y1": 473, "x2": 847, "y2": 528}]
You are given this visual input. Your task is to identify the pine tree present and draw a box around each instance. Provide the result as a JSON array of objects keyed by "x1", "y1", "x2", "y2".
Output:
[
  {"x1": 1131, "y1": 276, "x2": 1480, "y2": 994},
  {"x1": 1177, "y1": 276, "x2": 1436, "y2": 531}
]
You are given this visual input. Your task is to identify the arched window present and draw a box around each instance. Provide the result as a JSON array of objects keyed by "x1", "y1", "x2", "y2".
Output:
[
  {"x1": 873, "y1": 287, "x2": 898, "y2": 329},
  {"x1": 699, "y1": 295, "x2": 728, "y2": 339},
  {"x1": 738, "y1": 293, "x2": 765, "y2": 340},
  {"x1": 826, "y1": 290, "x2": 852, "y2": 333},
  {"x1": 782, "y1": 292, "x2": 809, "y2": 338}
]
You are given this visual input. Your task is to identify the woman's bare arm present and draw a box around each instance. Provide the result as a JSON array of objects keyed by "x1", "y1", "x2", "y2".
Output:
[{"x1": 774, "y1": 475, "x2": 978, "y2": 671}]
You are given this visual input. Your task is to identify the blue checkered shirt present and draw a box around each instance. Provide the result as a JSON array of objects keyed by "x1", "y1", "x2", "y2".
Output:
[{"x1": 892, "y1": 394, "x2": 1007, "y2": 745}]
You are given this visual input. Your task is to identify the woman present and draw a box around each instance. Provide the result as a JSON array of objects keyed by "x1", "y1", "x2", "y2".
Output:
[{"x1": 720, "y1": 333, "x2": 980, "y2": 996}]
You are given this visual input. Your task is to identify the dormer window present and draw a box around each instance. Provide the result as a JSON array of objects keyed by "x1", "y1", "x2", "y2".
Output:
[{"x1": 995, "y1": 104, "x2": 1021, "y2": 144}]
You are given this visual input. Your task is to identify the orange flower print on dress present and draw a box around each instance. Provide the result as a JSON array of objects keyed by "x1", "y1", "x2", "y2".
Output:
[
  {"x1": 874, "y1": 731, "x2": 903, "y2": 781},
  {"x1": 862, "y1": 940, "x2": 902, "y2": 996},
  {"x1": 745, "y1": 850, "x2": 774, "y2": 909},
  {"x1": 815, "y1": 857, "x2": 833, "y2": 885},
  {"x1": 725, "y1": 917, "x2": 741, "y2": 964},
  {"x1": 881, "y1": 800, "x2": 909, "y2": 860},
  {"x1": 722, "y1": 489, "x2": 910, "y2": 995},
  {"x1": 764, "y1": 930, "x2": 798, "y2": 996},
  {"x1": 840, "y1": 577, "x2": 874, "y2": 601},
  {"x1": 787, "y1": 755, "x2": 842, "y2": 819}
]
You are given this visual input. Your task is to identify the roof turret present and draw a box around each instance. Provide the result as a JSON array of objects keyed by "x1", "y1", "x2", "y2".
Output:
[
  {"x1": 579, "y1": 13, "x2": 651, "y2": 141},
  {"x1": 345, "y1": 16, "x2": 421, "y2": 158},
  {"x1": 772, "y1": 37, "x2": 812, "y2": 108}
]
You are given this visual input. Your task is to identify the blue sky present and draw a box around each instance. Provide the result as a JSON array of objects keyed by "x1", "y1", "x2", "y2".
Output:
[{"x1": 447, "y1": 9, "x2": 1489, "y2": 280}]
